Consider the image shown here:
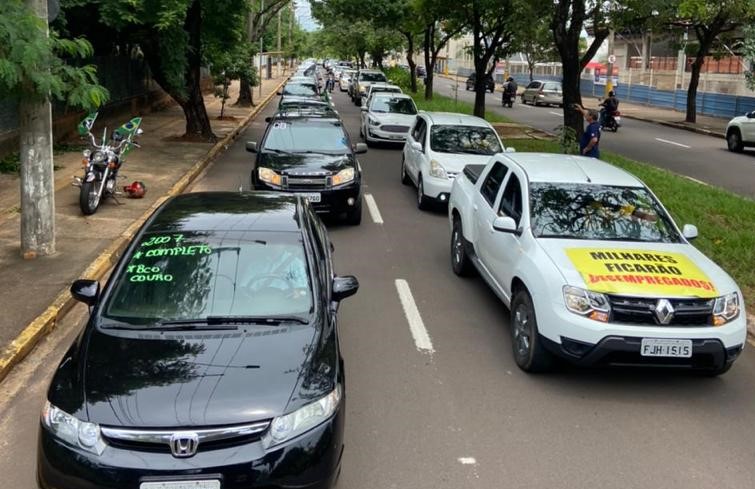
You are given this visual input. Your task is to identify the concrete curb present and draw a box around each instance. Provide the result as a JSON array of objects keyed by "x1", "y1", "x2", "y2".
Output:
[
  {"x1": 0, "y1": 77, "x2": 287, "y2": 384},
  {"x1": 621, "y1": 114, "x2": 726, "y2": 140}
]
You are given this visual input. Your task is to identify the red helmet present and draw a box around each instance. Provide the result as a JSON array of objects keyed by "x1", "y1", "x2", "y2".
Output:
[{"x1": 124, "y1": 181, "x2": 146, "y2": 198}]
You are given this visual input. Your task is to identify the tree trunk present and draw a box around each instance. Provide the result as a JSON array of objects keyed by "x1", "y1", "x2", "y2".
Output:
[
  {"x1": 403, "y1": 31, "x2": 418, "y2": 93},
  {"x1": 20, "y1": 0, "x2": 55, "y2": 258},
  {"x1": 19, "y1": 97, "x2": 55, "y2": 258},
  {"x1": 473, "y1": 64, "x2": 487, "y2": 118},
  {"x1": 685, "y1": 35, "x2": 714, "y2": 123},
  {"x1": 560, "y1": 55, "x2": 583, "y2": 138},
  {"x1": 235, "y1": 73, "x2": 255, "y2": 106},
  {"x1": 423, "y1": 27, "x2": 432, "y2": 100},
  {"x1": 183, "y1": 0, "x2": 215, "y2": 141}
]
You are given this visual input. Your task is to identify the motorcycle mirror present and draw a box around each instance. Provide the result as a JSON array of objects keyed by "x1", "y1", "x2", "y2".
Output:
[{"x1": 136, "y1": 128, "x2": 144, "y2": 136}]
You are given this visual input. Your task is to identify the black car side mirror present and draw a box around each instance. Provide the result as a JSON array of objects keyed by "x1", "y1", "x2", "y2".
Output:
[
  {"x1": 71, "y1": 279, "x2": 100, "y2": 306},
  {"x1": 265, "y1": 116, "x2": 272, "y2": 123},
  {"x1": 332, "y1": 275, "x2": 359, "y2": 302},
  {"x1": 246, "y1": 141, "x2": 257, "y2": 153}
]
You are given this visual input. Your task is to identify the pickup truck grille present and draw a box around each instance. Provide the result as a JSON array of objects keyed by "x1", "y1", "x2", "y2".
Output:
[
  {"x1": 381, "y1": 125, "x2": 410, "y2": 133},
  {"x1": 607, "y1": 295, "x2": 714, "y2": 326},
  {"x1": 284, "y1": 175, "x2": 329, "y2": 190}
]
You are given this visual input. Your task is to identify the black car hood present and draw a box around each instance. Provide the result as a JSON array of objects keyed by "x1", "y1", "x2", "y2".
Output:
[
  {"x1": 259, "y1": 153, "x2": 353, "y2": 174},
  {"x1": 79, "y1": 325, "x2": 319, "y2": 427}
]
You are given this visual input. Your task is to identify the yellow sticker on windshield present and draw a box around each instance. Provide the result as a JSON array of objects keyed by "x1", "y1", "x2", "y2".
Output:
[{"x1": 566, "y1": 248, "x2": 718, "y2": 298}]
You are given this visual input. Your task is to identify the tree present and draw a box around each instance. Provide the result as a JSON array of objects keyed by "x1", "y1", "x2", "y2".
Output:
[
  {"x1": 207, "y1": 43, "x2": 257, "y2": 119},
  {"x1": 459, "y1": 0, "x2": 516, "y2": 118},
  {"x1": 1, "y1": 0, "x2": 108, "y2": 257},
  {"x1": 416, "y1": 0, "x2": 464, "y2": 100},
  {"x1": 744, "y1": 25, "x2": 755, "y2": 91},
  {"x1": 519, "y1": 15, "x2": 556, "y2": 81},
  {"x1": 673, "y1": 0, "x2": 755, "y2": 123}
]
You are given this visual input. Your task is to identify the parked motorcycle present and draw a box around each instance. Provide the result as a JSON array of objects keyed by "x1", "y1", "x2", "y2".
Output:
[
  {"x1": 600, "y1": 108, "x2": 621, "y2": 132},
  {"x1": 73, "y1": 113, "x2": 143, "y2": 215}
]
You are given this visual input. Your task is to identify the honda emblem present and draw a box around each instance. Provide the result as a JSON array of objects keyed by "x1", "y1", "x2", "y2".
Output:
[{"x1": 169, "y1": 432, "x2": 199, "y2": 458}]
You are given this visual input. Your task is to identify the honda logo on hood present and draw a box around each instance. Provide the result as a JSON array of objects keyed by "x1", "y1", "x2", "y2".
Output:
[{"x1": 169, "y1": 432, "x2": 199, "y2": 458}]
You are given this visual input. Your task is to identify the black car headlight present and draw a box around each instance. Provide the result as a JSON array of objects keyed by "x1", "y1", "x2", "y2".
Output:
[
  {"x1": 258, "y1": 167, "x2": 282, "y2": 187},
  {"x1": 41, "y1": 401, "x2": 106, "y2": 455},
  {"x1": 262, "y1": 384, "x2": 341, "y2": 449},
  {"x1": 331, "y1": 168, "x2": 355, "y2": 186}
]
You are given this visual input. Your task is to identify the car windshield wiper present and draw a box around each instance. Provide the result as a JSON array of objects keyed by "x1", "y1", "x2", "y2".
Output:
[
  {"x1": 294, "y1": 150, "x2": 344, "y2": 155},
  {"x1": 158, "y1": 315, "x2": 309, "y2": 328},
  {"x1": 263, "y1": 148, "x2": 296, "y2": 156}
]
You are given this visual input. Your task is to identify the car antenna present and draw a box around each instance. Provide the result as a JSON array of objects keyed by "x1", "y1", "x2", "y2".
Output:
[{"x1": 573, "y1": 159, "x2": 592, "y2": 183}]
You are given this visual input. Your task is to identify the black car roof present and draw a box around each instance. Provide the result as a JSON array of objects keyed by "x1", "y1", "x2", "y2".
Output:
[{"x1": 146, "y1": 192, "x2": 303, "y2": 234}]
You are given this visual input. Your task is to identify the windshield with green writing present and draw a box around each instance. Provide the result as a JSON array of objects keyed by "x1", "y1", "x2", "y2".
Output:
[
  {"x1": 104, "y1": 231, "x2": 313, "y2": 325},
  {"x1": 529, "y1": 183, "x2": 681, "y2": 242}
]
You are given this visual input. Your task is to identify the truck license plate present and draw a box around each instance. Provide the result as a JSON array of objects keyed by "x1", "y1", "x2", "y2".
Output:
[{"x1": 640, "y1": 338, "x2": 692, "y2": 358}]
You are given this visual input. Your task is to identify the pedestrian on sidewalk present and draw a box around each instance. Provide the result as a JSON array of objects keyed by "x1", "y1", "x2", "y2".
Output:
[{"x1": 573, "y1": 103, "x2": 601, "y2": 158}]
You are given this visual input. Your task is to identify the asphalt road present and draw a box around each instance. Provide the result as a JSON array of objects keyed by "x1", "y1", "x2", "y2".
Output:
[
  {"x1": 435, "y1": 77, "x2": 755, "y2": 199},
  {"x1": 2, "y1": 89, "x2": 755, "y2": 489}
]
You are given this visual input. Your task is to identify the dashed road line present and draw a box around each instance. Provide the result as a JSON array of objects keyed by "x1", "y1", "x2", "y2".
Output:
[
  {"x1": 364, "y1": 194, "x2": 383, "y2": 224},
  {"x1": 395, "y1": 279, "x2": 434, "y2": 353},
  {"x1": 548, "y1": 111, "x2": 562, "y2": 116},
  {"x1": 458, "y1": 457, "x2": 477, "y2": 465},
  {"x1": 655, "y1": 137, "x2": 691, "y2": 149}
]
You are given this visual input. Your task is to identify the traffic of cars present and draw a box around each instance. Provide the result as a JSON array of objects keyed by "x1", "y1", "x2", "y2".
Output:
[{"x1": 37, "y1": 59, "x2": 748, "y2": 489}]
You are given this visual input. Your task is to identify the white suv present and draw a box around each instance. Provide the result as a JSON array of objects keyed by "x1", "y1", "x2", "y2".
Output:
[
  {"x1": 401, "y1": 112, "x2": 507, "y2": 210},
  {"x1": 726, "y1": 110, "x2": 755, "y2": 152}
]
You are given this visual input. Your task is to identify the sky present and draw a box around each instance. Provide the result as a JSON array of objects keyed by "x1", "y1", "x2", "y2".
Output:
[{"x1": 295, "y1": 1, "x2": 319, "y2": 32}]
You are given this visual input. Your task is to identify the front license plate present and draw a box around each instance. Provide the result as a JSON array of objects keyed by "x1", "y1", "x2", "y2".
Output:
[
  {"x1": 140, "y1": 481, "x2": 220, "y2": 489},
  {"x1": 296, "y1": 192, "x2": 321, "y2": 203},
  {"x1": 640, "y1": 338, "x2": 692, "y2": 358}
]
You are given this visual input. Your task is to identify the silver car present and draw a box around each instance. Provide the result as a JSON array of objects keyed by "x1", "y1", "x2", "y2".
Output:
[{"x1": 521, "y1": 80, "x2": 563, "y2": 107}]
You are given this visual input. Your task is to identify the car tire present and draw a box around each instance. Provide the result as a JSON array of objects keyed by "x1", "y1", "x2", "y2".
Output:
[
  {"x1": 416, "y1": 175, "x2": 431, "y2": 210},
  {"x1": 345, "y1": 200, "x2": 362, "y2": 225},
  {"x1": 401, "y1": 157, "x2": 411, "y2": 186},
  {"x1": 510, "y1": 289, "x2": 554, "y2": 373},
  {"x1": 727, "y1": 129, "x2": 744, "y2": 153},
  {"x1": 451, "y1": 218, "x2": 474, "y2": 277}
]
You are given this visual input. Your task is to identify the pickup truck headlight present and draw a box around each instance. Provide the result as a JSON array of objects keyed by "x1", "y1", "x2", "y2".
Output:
[
  {"x1": 332, "y1": 167, "x2": 355, "y2": 186},
  {"x1": 429, "y1": 159, "x2": 448, "y2": 179},
  {"x1": 41, "y1": 401, "x2": 106, "y2": 455},
  {"x1": 263, "y1": 384, "x2": 341, "y2": 448},
  {"x1": 258, "y1": 167, "x2": 282, "y2": 187},
  {"x1": 712, "y1": 292, "x2": 739, "y2": 325},
  {"x1": 368, "y1": 117, "x2": 380, "y2": 127},
  {"x1": 563, "y1": 285, "x2": 610, "y2": 322}
]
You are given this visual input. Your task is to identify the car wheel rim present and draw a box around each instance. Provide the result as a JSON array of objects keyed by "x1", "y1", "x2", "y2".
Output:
[
  {"x1": 453, "y1": 228, "x2": 463, "y2": 264},
  {"x1": 729, "y1": 134, "x2": 739, "y2": 148},
  {"x1": 513, "y1": 304, "x2": 531, "y2": 358},
  {"x1": 417, "y1": 179, "x2": 423, "y2": 204}
]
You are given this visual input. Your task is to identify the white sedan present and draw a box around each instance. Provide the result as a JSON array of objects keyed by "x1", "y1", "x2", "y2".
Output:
[
  {"x1": 448, "y1": 152, "x2": 746, "y2": 374},
  {"x1": 726, "y1": 110, "x2": 755, "y2": 152},
  {"x1": 402, "y1": 112, "x2": 507, "y2": 210},
  {"x1": 359, "y1": 93, "x2": 418, "y2": 146}
]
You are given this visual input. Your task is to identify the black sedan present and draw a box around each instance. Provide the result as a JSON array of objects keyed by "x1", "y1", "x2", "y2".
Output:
[
  {"x1": 38, "y1": 192, "x2": 358, "y2": 489},
  {"x1": 465, "y1": 73, "x2": 495, "y2": 93}
]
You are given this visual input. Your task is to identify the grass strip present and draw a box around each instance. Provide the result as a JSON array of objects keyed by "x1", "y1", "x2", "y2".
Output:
[
  {"x1": 508, "y1": 138, "x2": 755, "y2": 307},
  {"x1": 408, "y1": 92, "x2": 511, "y2": 124}
]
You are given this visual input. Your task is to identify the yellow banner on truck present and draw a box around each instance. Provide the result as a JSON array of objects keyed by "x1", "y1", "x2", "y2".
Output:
[{"x1": 565, "y1": 248, "x2": 718, "y2": 298}]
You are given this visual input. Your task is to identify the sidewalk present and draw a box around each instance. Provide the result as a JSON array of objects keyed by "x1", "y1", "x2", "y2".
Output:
[
  {"x1": 437, "y1": 73, "x2": 730, "y2": 138},
  {"x1": 0, "y1": 74, "x2": 287, "y2": 380}
]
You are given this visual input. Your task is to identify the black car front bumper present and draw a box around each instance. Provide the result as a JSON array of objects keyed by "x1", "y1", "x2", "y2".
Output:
[
  {"x1": 38, "y1": 409, "x2": 344, "y2": 489},
  {"x1": 253, "y1": 181, "x2": 361, "y2": 217},
  {"x1": 541, "y1": 335, "x2": 744, "y2": 371}
]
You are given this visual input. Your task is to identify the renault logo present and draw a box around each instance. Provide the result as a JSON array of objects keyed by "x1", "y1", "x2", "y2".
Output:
[
  {"x1": 169, "y1": 432, "x2": 199, "y2": 458},
  {"x1": 654, "y1": 299, "x2": 675, "y2": 325}
]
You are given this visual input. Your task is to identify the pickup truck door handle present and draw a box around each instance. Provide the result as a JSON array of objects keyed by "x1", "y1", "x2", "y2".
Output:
[{"x1": 473, "y1": 204, "x2": 478, "y2": 212}]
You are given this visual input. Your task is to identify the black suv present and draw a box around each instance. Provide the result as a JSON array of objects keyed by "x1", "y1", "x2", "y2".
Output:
[
  {"x1": 465, "y1": 72, "x2": 495, "y2": 93},
  {"x1": 38, "y1": 192, "x2": 359, "y2": 489},
  {"x1": 248, "y1": 110, "x2": 366, "y2": 225}
]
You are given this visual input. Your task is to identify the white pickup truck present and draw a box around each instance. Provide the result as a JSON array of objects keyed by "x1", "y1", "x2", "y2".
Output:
[{"x1": 448, "y1": 152, "x2": 746, "y2": 374}]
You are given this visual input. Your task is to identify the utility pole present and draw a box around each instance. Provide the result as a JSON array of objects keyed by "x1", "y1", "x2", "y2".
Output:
[
  {"x1": 289, "y1": 1, "x2": 294, "y2": 68},
  {"x1": 277, "y1": 8, "x2": 282, "y2": 76},
  {"x1": 259, "y1": 0, "x2": 264, "y2": 98},
  {"x1": 20, "y1": 0, "x2": 55, "y2": 258},
  {"x1": 605, "y1": 28, "x2": 615, "y2": 97}
]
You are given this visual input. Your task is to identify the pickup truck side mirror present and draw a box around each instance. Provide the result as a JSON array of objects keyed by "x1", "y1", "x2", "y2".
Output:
[
  {"x1": 682, "y1": 224, "x2": 698, "y2": 240},
  {"x1": 504, "y1": 147, "x2": 516, "y2": 153},
  {"x1": 411, "y1": 141, "x2": 423, "y2": 152},
  {"x1": 246, "y1": 141, "x2": 257, "y2": 153},
  {"x1": 361, "y1": 106, "x2": 368, "y2": 112},
  {"x1": 353, "y1": 143, "x2": 368, "y2": 154},
  {"x1": 492, "y1": 216, "x2": 518, "y2": 233}
]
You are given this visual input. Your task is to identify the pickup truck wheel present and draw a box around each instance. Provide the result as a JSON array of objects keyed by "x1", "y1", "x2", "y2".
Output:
[
  {"x1": 727, "y1": 130, "x2": 744, "y2": 152},
  {"x1": 451, "y1": 219, "x2": 474, "y2": 277},
  {"x1": 401, "y1": 157, "x2": 411, "y2": 185},
  {"x1": 417, "y1": 175, "x2": 430, "y2": 210},
  {"x1": 511, "y1": 290, "x2": 553, "y2": 373}
]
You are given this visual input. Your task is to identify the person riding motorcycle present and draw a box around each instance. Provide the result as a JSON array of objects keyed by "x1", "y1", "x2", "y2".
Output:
[
  {"x1": 600, "y1": 90, "x2": 619, "y2": 127},
  {"x1": 502, "y1": 77, "x2": 517, "y2": 105}
]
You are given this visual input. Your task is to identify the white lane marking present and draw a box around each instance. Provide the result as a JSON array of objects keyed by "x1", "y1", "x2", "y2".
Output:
[
  {"x1": 548, "y1": 111, "x2": 562, "y2": 116},
  {"x1": 683, "y1": 175, "x2": 710, "y2": 186},
  {"x1": 655, "y1": 137, "x2": 691, "y2": 149},
  {"x1": 364, "y1": 194, "x2": 383, "y2": 224},
  {"x1": 519, "y1": 103, "x2": 532, "y2": 109},
  {"x1": 395, "y1": 279, "x2": 434, "y2": 353},
  {"x1": 458, "y1": 457, "x2": 477, "y2": 465}
]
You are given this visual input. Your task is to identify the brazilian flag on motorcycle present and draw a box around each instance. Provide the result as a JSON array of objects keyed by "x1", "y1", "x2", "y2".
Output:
[
  {"x1": 114, "y1": 117, "x2": 143, "y2": 156},
  {"x1": 77, "y1": 112, "x2": 99, "y2": 136}
]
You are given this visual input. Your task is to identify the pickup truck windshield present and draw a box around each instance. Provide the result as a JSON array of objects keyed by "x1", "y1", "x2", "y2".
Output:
[
  {"x1": 104, "y1": 231, "x2": 313, "y2": 325},
  {"x1": 430, "y1": 125, "x2": 502, "y2": 155},
  {"x1": 530, "y1": 183, "x2": 682, "y2": 243},
  {"x1": 263, "y1": 121, "x2": 349, "y2": 153}
]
